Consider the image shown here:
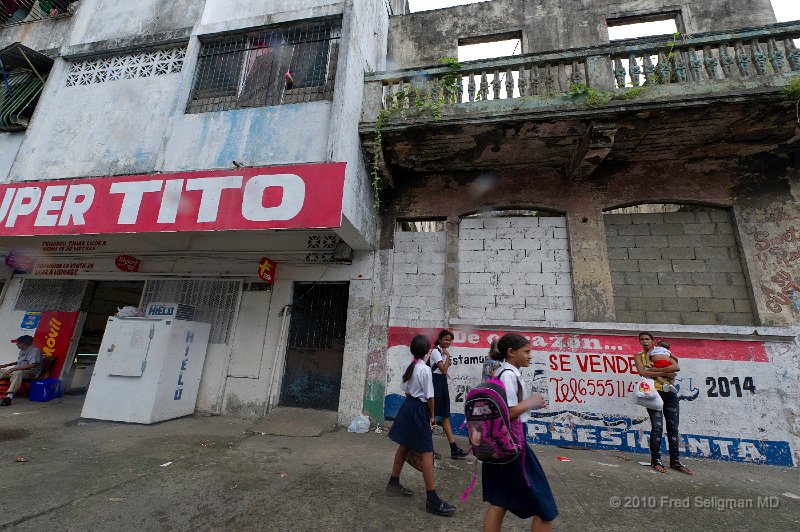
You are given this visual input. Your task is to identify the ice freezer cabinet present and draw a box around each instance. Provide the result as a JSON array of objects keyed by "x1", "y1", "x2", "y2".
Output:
[{"x1": 81, "y1": 317, "x2": 211, "y2": 424}]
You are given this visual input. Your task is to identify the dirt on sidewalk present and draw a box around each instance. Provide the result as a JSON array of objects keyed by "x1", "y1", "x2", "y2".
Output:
[{"x1": 1, "y1": 396, "x2": 799, "y2": 531}]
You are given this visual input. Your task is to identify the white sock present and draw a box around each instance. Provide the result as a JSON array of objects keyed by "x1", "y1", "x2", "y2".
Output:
[{"x1": 6, "y1": 393, "x2": 12, "y2": 398}]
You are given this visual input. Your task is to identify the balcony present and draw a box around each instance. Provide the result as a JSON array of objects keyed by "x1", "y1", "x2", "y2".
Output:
[{"x1": 361, "y1": 21, "x2": 800, "y2": 182}]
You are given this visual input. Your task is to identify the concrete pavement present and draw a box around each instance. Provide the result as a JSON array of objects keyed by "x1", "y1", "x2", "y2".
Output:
[{"x1": 1, "y1": 396, "x2": 799, "y2": 531}]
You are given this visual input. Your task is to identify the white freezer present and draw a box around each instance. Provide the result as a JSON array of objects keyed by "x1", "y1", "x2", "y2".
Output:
[{"x1": 81, "y1": 317, "x2": 211, "y2": 424}]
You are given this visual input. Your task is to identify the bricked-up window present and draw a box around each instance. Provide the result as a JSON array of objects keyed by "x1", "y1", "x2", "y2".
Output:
[
  {"x1": 604, "y1": 204, "x2": 755, "y2": 326},
  {"x1": 187, "y1": 18, "x2": 341, "y2": 113}
]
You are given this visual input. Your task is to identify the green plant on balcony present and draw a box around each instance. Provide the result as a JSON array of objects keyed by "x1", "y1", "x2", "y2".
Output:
[{"x1": 371, "y1": 57, "x2": 462, "y2": 211}]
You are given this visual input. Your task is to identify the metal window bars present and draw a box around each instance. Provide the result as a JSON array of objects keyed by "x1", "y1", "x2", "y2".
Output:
[
  {"x1": 0, "y1": 0, "x2": 77, "y2": 27},
  {"x1": 187, "y1": 18, "x2": 342, "y2": 114}
]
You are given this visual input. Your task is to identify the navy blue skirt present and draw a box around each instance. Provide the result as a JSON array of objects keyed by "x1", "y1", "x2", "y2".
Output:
[
  {"x1": 432, "y1": 373, "x2": 451, "y2": 419},
  {"x1": 482, "y1": 444, "x2": 558, "y2": 521},
  {"x1": 388, "y1": 396, "x2": 434, "y2": 452}
]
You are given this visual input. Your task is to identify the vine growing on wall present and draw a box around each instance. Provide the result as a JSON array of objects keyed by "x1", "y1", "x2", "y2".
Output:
[{"x1": 371, "y1": 57, "x2": 462, "y2": 211}]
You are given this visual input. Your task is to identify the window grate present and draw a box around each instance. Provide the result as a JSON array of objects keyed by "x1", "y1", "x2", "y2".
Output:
[
  {"x1": 187, "y1": 18, "x2": 341, "y2": 113},
  {"x1": 140, "y1": 280, "x2": 241, "y2": 344},
  {"x1": 1, "y1": 0, "x2": 76, "y2": 28},
  {"x1": 15, "y1": 279, "x2": 88, "y2": 311}
]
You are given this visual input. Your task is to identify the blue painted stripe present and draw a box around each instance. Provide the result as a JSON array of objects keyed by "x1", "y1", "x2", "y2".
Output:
[{"x1": 383, "y1": 394, "x2": 794, "y2": 466}]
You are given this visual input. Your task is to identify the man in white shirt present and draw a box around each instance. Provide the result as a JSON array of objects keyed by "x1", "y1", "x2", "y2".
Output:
[{"x1": 1, "y1": 335, "x2": 43, "y2": 406}]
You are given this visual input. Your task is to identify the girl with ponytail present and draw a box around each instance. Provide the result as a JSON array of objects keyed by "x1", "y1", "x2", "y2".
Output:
[{"x1": 386, "y1": 335, "x2": 456, "y2": 517}]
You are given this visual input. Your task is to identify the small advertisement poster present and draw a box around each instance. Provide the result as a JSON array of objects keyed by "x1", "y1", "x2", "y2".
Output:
[
  {"x1": 258, "y1": 257, "x2": 277, "y2": 284},
  {"x1": 33, "y1": 311, "x2": 80, "y2": 379}
]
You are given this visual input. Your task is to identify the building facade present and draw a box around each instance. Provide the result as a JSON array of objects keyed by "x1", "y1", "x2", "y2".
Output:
[
  {"x1": 0, "y1": 0, "x2": 408, "y2": 424},
  {"x1": 362, "y1": 0, "x2": 800, "y2": 466}
]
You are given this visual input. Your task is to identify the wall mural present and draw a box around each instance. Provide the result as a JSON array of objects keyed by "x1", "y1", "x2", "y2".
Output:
[{"x1": 385, "y1": 327, "x2": 797, "y2": 467}]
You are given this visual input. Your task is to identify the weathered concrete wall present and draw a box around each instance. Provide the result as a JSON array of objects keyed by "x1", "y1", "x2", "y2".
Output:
[
  {"x1": 458, "y1": 216, "x2": 573, "y2": 322},
  {"x1": 67, "y1": 0, "x2": 204, "y2": 47},
  {"x1": 220, "y1": 253, "x2": 375, "y2": 419},
  {"x1": 390, "y1": 231, "x2": 446, "y2": 327},
  {"x1": 0, "y1": 13, "x2": 75, "y2": 52},
  {"x1": 327, "y1": 0, "x2": 392, "y2": 250},
  {"x1": 606, "y1": 209, "x2": 755, "y2": 326},
  {"x1": 388, "y1": 0, "x2": 778, "y2": 68}
]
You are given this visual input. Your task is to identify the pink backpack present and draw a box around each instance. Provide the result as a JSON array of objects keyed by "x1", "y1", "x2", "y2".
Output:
[{"x1": 460, "y1": 370, "x2": 527, "y2": 501}]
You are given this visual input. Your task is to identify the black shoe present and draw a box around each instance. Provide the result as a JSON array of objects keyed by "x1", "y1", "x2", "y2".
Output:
[
  {"x1": 450, "y1": 447, "x2": 468, "y2": 459},
  {"x1": 433, "y1": 451, "x2": 442, "y2": 460},
  {"x1": 426, "y1": 499, "x2": 456, "y2": 517},
  {"x1": 0, "y1": 397, "x2": 11, "y2": 406},
  {"x1": 386, "y1": 482, "x2": 413, "y2": 497}
]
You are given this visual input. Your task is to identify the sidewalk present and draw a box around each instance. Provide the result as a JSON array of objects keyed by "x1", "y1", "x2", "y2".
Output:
[{"x1": 1, "y1": 396, "x2": 799, "y2": 531}]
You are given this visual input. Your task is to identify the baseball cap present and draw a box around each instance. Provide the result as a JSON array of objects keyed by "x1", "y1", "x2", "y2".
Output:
[{"x1": 11, "y1": 335, "x2": 34, "y2": 345}]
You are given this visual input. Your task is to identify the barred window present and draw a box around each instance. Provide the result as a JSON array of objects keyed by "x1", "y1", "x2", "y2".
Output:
[{"x1": 187, "y1": 18, "x2": 341, "y2": 113}]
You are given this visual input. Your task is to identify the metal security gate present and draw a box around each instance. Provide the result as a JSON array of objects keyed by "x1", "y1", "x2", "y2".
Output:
[{"x1": 279, "y1": 282, "x2": 349, "y2": 410}]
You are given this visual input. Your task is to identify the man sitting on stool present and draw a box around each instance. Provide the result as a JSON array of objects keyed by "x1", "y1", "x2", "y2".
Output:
[{"x1": 1, "y1": 335, "x2": 43, "y2": 406}]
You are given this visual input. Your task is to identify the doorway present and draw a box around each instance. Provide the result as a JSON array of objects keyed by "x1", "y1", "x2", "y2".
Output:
[
  {"x1": 279, "y1": 282, "x2": 349, "y2": 410},
  {"x1": 65, "y1": 281, "x2": 145, "y2": 391}
]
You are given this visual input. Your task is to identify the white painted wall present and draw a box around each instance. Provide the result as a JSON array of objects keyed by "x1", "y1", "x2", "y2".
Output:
[
  {"x1": 390, "y1": 231, "x2": 446, "y2": 327},
  {"x1": 458, "y1": 216, "x2": 574, "y2": 322}
]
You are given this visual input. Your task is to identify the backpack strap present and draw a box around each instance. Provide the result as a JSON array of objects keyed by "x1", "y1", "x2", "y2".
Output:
[{"x1": 497, "y1": 368, "x2": 523, "y2": 403}]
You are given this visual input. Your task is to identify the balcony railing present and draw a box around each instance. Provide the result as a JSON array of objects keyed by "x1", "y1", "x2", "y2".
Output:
[
  {"x1": 364, "y1": 21, "x2": 800, "y2": 119},
  {"x1": 1, "y1": 0, "x2": 77, "y2": 28}
]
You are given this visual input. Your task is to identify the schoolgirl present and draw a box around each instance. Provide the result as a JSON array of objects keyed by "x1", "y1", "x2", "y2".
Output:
[
  {"x1": 482, "y1": 333, "x2": 558, "y2": 532},
  {"x1": 429, "y1": 329, "x2": 468, "y2": 459},
  {"x1": 386, "y1": 334, "x2": 456, "y2": 517}
]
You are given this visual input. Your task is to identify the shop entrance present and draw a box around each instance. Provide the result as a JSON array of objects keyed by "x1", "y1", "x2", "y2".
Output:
[
  {"x1": 279, "y1": 282, "x2": 349, "y2": 411},
  {"x1": 65, "y1": 281, "x2": 145, "y2": 391}
]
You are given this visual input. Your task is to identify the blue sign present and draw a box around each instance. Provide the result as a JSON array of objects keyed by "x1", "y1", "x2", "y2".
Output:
[{"x1": 20, "y1": 311, "x2": 42, "y2": 330}]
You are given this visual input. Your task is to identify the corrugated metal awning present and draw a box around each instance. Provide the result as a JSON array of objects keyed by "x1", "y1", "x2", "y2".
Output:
[
  {"x1": 0, "y1": 43, "x2": 52, "y2": 131},
  {"x1": 0, "y1": 70, "x2": 43, "y2": 131}
]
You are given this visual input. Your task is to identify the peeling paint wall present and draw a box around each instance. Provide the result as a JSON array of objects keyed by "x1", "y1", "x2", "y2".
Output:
[{"x1": 385, "y1": 326, "x2": 800, "y2": 466}]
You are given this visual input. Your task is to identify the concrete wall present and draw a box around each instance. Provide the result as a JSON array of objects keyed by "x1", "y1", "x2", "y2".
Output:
[
  {"x1": 388, "y1": 0, "x2": 778, "y2": 69},
  {"x1": 458, "y1": 216, "x2": 573, "y2": 322},
  {"x1": 606, "y1": 209, "x2": 755, "y2": 326},
  {"x1": 67, "y1": 0, "x2": 204, "y2": 47}
]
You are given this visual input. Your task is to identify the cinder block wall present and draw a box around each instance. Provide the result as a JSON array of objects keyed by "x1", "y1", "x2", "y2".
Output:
[
  {"x1": 605, "y1": 208, "x2": 755, "y2": 326},
  {"x1": 458, "y1": 216, "x2": 574, "y2": 322},
  {"x1": 390, "y1": 231, "x2": 446, "y2": 326}
]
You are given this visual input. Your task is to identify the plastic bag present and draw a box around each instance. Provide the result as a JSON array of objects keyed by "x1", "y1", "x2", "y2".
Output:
[
  {"x1": 634, "y1": 376, "x2": 663, "y2": 410},
  {"x1": 634, "y1": 393, "x2": 663, "y2": 410},
  {"x1": 117, "y1": 306, "x2": 142, "y2": 317},
  {"x1": 347, "y1": 414, "x2": 370, "y2": 433},
  {"x1": 635, "y1": 377, "x2": 658, "y2": 399}
]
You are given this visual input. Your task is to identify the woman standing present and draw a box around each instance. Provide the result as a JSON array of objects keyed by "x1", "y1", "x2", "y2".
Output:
[
  {"x1": 633, "y1": 332, "x2": 693, "y2": 475},
  {"x1": 386, "y1": 335, "x2": 456, "y2": 517},
  {"x1": 429, "y1": 329, "x2": 468, "y2": 459},
  {"x1": 482, "y1": 333, "x2": 557, "y2": 532}
]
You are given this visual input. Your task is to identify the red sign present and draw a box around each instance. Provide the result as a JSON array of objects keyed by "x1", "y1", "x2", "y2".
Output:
[
  {"x1": 4, "y1": 253, "x2": 37, "y2": 271},
  {"x1": 0, "y1": 163, "x2": 346, "y2": 237},
  {"x1": 115, "y1": 254, "x2": 141, "y2": 272},
  {"x1": 387, "y1": 327, "x2": 769, "y2": 363},
  {"x1": 258, "y1": 257, "x2": 277, "y2": 284},
  {"x1": 33, "y1": 311, "x2": 80, "y2": 379}
]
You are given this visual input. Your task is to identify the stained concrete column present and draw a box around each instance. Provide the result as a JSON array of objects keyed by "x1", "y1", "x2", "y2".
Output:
[
  {"x1": 566, "y1": 201, "x2": 617, "y2": 322},
  {"x1": 444, "y1": 215, "x2": 460, "y2": 322}
]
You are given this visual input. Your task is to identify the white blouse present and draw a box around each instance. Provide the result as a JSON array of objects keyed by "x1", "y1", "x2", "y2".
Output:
[
  {"x1": 401, "y1": 360, "x2": 435, "y2": 401},
  {"x1": 497, "y1": 361, "x2": 531, "y2": 423}
]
